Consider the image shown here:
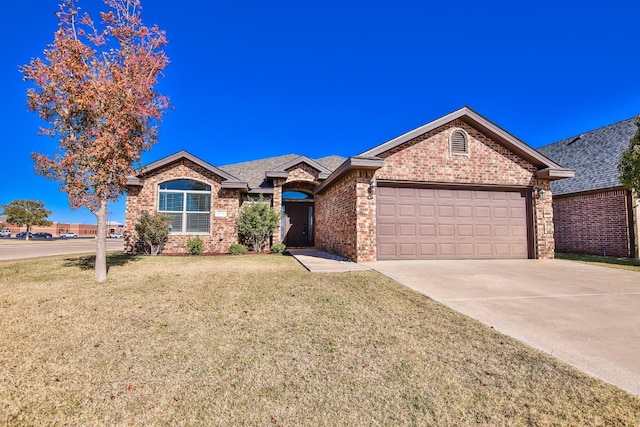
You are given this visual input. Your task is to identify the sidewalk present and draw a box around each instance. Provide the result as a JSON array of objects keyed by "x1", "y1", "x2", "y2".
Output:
[{"x1": 287, "y1": 248, "x2": 370, "y2": 273}]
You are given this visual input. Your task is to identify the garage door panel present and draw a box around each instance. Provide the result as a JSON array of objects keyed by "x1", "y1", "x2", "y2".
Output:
[
  {"x1": 419, "y1": 224, "x2": 436, "y2": 236},
  {"x1": 398, "y1": 188, "x2": 416, "y2": 198},
  {"x1": 476, "y1": 224, "x2": 491, "y2": 237},
  {"x1": 378, "y1": 203, "x2": 396, "y2": 216},
  {"x1": 398, "y1": 223, "x2": 416, "y2": 236},
  {"x1": 494, "y1": 225, "x2": 509, "y2": 237},
  {"x1": 377, "y1": 187, "x2": 529, "y2": 260},
  {"x1": 494, "y1": 243, "x2": 511, "y2": 256},
  {"x1": 419, "y1": 243, "x2": 436, "y2": 256},
  {"x1": 417, "y1": 188, "x2": 436, "y2": 199},
  {"x1": 511, "y1": 206, "x2": 526, "y2": 218},
  {"x1": 493, "y1": 207, "x2": 509, "y2": 218},
  {"x1": 438, "y1": 224, "x2": 455, "y2": 236},
  {"x1": 399, "y1": 204, "x2": 416, "y2": 217},
  {"x1": 475, "y1": 206, "x2": 491, "y2": 218},
  {"x1": 476, "y1": 243, "x2": 493, "y2": 257},
  {"x1": 458, "y1": 243, "x2": 474, "y2": 256},
  {"x1": 438, "y1": 205, "x2": 455, "y2": 217},
  {"x1": 378, "y1": 224, "x2": 396, "y2": 237},
  {"x1": 399, "y1": 243, "x2": 417, "y2": 256},
  {"x1": 378, "y1": 242, "x2": 396, "y2": 256},
  {"x1": 512, "y1": 244, "x2": 528, "y2": 257},
  {"x1": 377, "y1": 187, "x2": 396, "y2": 197},
  {"x1": 457, "y1": 206, "x2": 473, "y2": 217},
  {"x1": 458, "y1": 224, "x2": 473, "y2": 237},
  {"x1": 418, "y1": 205, "x2": 435, "y2": 217},
  {"x1": 512, "y1": 225, "x2": 527, "y2": 237}
]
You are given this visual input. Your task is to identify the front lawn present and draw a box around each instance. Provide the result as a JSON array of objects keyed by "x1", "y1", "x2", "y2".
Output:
[
  {"x1": 557, "y1": 252, "x2": 640, "y2": 272},
  {"x1": 1, "y1": 254, "x2": 639, "y2": 425}
]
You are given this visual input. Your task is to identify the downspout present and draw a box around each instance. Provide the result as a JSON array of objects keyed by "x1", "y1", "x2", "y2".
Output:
[{"x1": 630, "y1": 190, "x2": 639, "y2": 258}]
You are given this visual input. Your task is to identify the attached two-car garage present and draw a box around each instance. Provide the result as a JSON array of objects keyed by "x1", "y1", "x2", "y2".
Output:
[{"x1": 376, "y1": 186, "x2": 530, "y2": 260}]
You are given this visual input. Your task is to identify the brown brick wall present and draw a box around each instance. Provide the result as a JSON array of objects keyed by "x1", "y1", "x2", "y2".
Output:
[
  {"x1": 315, "y1": 169, "x2": 376, "y2": 262},
  {"x1": 125, "y1": 159, "x2": 241, "y2": 255},
  {"x1": 553, "y1": 189, "x2": 633, "y2": 257}
]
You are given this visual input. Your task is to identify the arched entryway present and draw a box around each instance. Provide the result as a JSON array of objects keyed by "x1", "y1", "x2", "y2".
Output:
[{"x1": 282, "y1": 190, "x2": 314, "y2": 247}]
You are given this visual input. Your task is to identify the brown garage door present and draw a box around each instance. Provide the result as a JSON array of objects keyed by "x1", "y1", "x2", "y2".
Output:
[{"x1": 377, "y1": 187, "x2": 529, "y2": 260}]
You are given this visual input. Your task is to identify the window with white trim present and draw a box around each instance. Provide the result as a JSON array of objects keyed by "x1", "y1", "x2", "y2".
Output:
[
  {"x1": 158, "y1": 179, "x2": 211, "y2": 233},
  {"x1": 450, "y1": 129, "x2": 469, "y2": 155}
]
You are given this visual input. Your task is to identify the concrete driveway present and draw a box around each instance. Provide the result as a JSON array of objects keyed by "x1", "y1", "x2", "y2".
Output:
[{"x1": 362, "y1": 259, "x2": 640, "y2": 396}]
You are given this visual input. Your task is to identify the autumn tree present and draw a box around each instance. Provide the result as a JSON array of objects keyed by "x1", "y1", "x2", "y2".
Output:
[
  {"x1": 0, "y1": 200, "x2": 52, "y2": 241},
  {"x1": 618, "y1": 116, "x2": 640, "y2": 194},
  {"x1": 22, "y1": 0, "x2": 170, "y2": 281}
]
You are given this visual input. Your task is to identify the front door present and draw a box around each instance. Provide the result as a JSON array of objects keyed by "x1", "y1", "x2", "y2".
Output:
[{"x1": 283, "y1": 202, "x2": 314, "y2": 247}]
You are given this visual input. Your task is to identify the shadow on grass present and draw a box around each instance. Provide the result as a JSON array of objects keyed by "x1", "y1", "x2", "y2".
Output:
[
  {"x1": 557, "y1": 253, "x2": 640, "y2": 270},
  {"x1": 63, "y1": 251, "x2": 141, "y2": 271}
]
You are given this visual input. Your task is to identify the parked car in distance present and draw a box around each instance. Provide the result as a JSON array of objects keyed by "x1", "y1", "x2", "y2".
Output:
[
  {"x1": 33, "y1": 232, "x2": 53, "y2": 239},
  {"x1": 15, "y1": 232, "x2": 33, "y2": 239},
  {"x1": 60, "y1": 232, "x2": 78, "y2": 239},
  {"x1": 0, "y1": 229, "x2": 11, "y2": 238},
  {"x1": 109, "y1": 233, "x2": 124, "y2": 238}
]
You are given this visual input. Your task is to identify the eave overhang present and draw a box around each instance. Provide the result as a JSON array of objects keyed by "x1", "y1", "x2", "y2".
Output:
[
  {"x1": 535, "y1": 168, "x2": 575, "y2": 181},
  {"x1": 315, "y1": 157, "x2": 385, "y2": 195},
  {"x1": 221, "y1": 181, "x2": 249, "y2": 191}
]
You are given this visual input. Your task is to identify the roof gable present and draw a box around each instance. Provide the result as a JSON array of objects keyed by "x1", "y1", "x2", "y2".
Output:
[
  {"x1": 267, "y1": 155, "x2": 333, "y2": 180},
  {"x1": 127, "y1": 150, "x2": 247, "y2": 189},
  {"x1": 219, "y1": 154, "x2": 347, "y2": 192},
  {"x1": 538, "y1": 117, "x2": 638, "y2": 195},
  {"x1": 359, "y1": 106, "x2": 570, "y2": 176}
]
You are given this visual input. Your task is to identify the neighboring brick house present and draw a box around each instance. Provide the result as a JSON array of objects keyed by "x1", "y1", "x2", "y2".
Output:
[
  {"x1": 538, "y1": 117, "x2": 639, "y2": 258},
  {"x1": 125, "y1": 106, "x2": 573, "y2": 260}
]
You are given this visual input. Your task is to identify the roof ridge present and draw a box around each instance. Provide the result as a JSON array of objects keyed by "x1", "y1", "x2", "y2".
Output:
[
  {"x1": 219, "y1": 153, "x2": 300, "y2": 168},
  {"x1": 545, "y1": 116, "x2": 638, "y2": 148}
]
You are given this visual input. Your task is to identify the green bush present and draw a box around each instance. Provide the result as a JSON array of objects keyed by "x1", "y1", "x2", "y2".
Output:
[
  {"x1": 237, "y1": 195, "x2": 280, "y2": 252},
  {"x1": 134, "y1": 211, "x2": 172, "y2": 255},
  {"x1": 229, "y1": 243, "x2": 247, "y2": 255},
  {"x1": 187, "y1": 237, "x2": 204, "y2": 255},
  {"x1": 270, "y1": 243, "x2": 286, "y2": 254}
]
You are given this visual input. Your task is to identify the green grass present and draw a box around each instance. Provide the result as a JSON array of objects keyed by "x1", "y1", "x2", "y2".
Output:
[
  {"x1": 557, "y1": 252, "x2": 640, "y2": 272},
  {"x1": 1, "y1": 253, "x2": 639, "y2": 426}
]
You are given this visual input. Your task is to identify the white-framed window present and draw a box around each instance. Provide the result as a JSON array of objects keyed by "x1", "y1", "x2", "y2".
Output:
[
  {"x1": 158, "y1": 179, "x2": 211, "y2": 233},
  {"x1": 450, "y1": 129, "x2": 469, "y2": 156}
]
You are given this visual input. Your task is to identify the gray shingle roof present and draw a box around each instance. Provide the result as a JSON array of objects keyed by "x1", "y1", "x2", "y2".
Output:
[
  {"x1": 219, "y1": 154, "x2": 346, "y2": 192},
  {"x1": 537, "y1": 117, "x2": 638, "y2": 195}
]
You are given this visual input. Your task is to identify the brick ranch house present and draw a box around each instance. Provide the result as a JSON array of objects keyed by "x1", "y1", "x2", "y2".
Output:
[
  {"x1": 124, "y1": 107, "x2": 574, "y2": 261},
  {"x1": 538, "y1": 117, "x2": 640, "y2": 258}
]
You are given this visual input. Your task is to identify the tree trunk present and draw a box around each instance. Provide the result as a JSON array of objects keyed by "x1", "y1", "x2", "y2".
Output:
[{"x1": 94, "y1": 199, "x2": 108, "y2": 282}]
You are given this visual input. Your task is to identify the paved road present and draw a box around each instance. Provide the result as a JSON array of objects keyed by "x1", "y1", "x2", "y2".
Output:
[
  {"x1": 362, "y1": 259, "x2": 640, "y2": 396},
  {"x1": 0, "y1": 239, "x2": 124, "y2": 261}
]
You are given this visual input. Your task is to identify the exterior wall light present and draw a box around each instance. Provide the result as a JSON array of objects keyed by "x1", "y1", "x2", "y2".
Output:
[
  {"x1": 368, "y1": 181, "x2": 376, "y2": 199},
  {"x1": 535, "y1": 187, "x2": 546, "y2": 201}
]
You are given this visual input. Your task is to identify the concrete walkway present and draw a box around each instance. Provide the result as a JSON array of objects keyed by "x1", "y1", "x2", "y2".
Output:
[
  {"x1": 362, "y1": 259, "x2": 640, "y2": 396},
  {"x1": 287, "y1": 249, "x2": 370, "y2": 273}
]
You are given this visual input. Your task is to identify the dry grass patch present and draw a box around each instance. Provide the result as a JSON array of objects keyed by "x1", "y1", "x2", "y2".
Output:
[
  {"x1": 1, "y1": 254, "x2": 639, "y2": 426},
  {"x1": 557, "y1": 252, "x2": 640, "y2": 272}
]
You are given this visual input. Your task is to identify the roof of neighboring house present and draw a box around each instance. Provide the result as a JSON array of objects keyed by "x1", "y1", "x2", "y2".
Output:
[
  {"x1": 219, "y1": 154, "x2": 347, "y2": 192},
  {"x1": 538, "y1": 117, "x2": 638, "y2": 195}
]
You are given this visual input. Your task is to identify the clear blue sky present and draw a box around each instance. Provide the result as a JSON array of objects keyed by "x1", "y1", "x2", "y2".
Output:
[{"x1": 2, "y1": 0, "x2": 639, "y2": 224}]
